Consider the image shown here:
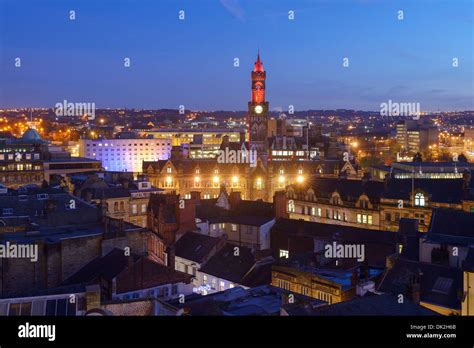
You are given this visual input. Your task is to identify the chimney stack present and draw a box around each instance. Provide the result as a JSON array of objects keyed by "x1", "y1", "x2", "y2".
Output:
[{"x1": 406, "y1": 274, "x2": 421, "y2": 304}]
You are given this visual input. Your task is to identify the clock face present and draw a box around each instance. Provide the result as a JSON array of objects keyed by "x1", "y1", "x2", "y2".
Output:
[{"x1": 254, "y1": 105, "x2": 263, "y2": 114}]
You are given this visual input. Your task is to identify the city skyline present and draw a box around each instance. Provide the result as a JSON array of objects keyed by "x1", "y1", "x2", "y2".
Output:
[{"x1": 1, "y1": 0, "x2": 473, "y2": 111}]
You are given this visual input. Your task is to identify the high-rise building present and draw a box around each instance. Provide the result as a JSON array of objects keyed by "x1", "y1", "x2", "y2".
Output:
[
  {"x1": 396, "y1": 120, "x2": 438, "y2": 154},
  {"x1": 79, "y1": 137, "x2": 171, "y2": 173}
]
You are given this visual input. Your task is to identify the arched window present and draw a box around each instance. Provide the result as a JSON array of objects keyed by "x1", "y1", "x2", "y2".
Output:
[
  {"x1": 331, "y1": 193, "x2": 342, "y2": 205},
  {"x1": 288, "y1": 200, "x2": 295, "y2": 213},
  {"x1": 114, "y1": 202, "x2": 119, "y2": 212},
  {"x1": 414, "y1": 193, "x2": 425, "y2": 207}
]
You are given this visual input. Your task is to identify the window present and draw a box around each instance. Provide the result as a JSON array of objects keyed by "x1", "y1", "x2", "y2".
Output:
[
  {"x1": 414, "y1": 193, "x2": 425, "y2": 207},
  {"x1": 132, "y1": 204, "x2": 137, "y2": 214},
  {"x1": 385, "y1": 212, "x2": 391, "y2": 222},
  {"x1": 141, "y1": 204, "x2": 147, "y2": 213},
  {"x1": 288, "y1": 200, "x2": 295, "y2": 213},
  {"x1": 279, "y1": 249, "x2": 289, "y2": 259},
  {"x1": 166, "y1": 167, "x2": 172, "y2": 173},
  {"x1": 368, "y1": 215, "x2": 373, "y2": 225},
  {"x1": 211, "y1": 278, "x2": 216, "y2": 290},
  {"x1": 229, "y1": 283, "x2": 234, "y2": 289},
  {"x1": 357, "y1": 214, "x2": 362, "y2": 224},
  {"x1": 231, "y1": 224, "x2": 237, "y2": 232},
  {"x1": 219, "y1": 281, "x2": 225, "y2": 291},
  {"x1": 203, "y1": 275, "x2": 207, "y2": 285},
  {"x1": 317, "y1": 207, "x2": 322, "y2": 217}
]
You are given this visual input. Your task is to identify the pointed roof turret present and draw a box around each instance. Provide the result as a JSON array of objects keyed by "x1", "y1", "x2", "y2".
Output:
[{"x1": 253, "y1": 49, "x2": 264, "y2": 73}]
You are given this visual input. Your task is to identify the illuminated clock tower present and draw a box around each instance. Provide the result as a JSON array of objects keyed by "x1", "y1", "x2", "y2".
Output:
[{"x1": 248, "y1": 50, "x2": 269, "y2": 158}]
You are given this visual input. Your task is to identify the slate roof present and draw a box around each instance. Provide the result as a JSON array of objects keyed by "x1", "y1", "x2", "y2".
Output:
[
  {"x1": 383, "y1": 178, "x2": 467, "y2": 204},
  {"x1": 308, "y1": 177, "x2": 385, "y2": 203},
  {"x1": 271, "y1": 219, "x2": 397, "y2": 267},
  {"x1": 425, "y1": 208, "x2": 474, "y2": 246},
  {"x1": 0, "y1": 187, "x2": 99, "y2": 226},
  {"x1": 378, "y1": 258, "x2": 463, "y2": 310},
  {"x1": 199, "y1": 244, "x2": 256, "y2": 283},
  {"x1": 168, "y1": 285, "x2": 320, "y2": 316},
  {"x1": 294, "y1": 293, "x2": 439, "y2": 316},
  {"x1": 175, "y1": 232, "x2": 220, "y2": 264},
  {"x1": 196, "y1": 198, "x2": 274, "y2": 226},
  {"x1": 272, "y1": 218, "x2": 397, "y2": 244},
  {"x1": 88, "y1": 187, "x2": 131, "y2": 199},
  {"x1": 116, "y1": 257, "x2": 193, "y2": 294},
  {"x1": 62, "y1": 248, "x2": 141, "y2": 285}
]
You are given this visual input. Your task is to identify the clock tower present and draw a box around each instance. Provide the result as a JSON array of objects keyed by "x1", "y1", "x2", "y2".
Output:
[{"x1": 248, "y1": 50, "x2": 269, "y2": 158}]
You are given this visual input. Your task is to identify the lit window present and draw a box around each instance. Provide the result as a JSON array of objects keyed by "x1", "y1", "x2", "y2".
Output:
[
  {"x1": 288, "y1": 200, "x2": 295, "y2": 213},
  {"x1": 414, "y1": 193, "x2": 425, "y2": 207},
  {"x1": 279, "y1": 249, "x2": 289, "y2": 258}
]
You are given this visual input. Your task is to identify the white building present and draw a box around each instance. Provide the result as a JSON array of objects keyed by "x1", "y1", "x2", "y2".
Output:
[{"x1": 79, "y1": 138, "x2": 171, "y2": 172}]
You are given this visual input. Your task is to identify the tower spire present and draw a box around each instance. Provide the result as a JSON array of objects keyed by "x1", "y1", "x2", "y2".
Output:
[{"x1": 254, "y1": 49, "x2": 264, "y2": 72}]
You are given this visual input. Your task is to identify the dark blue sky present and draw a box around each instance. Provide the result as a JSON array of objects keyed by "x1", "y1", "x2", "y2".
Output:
[{"x1": 1, "y1": 0, "x2": 473, "y2": 111}]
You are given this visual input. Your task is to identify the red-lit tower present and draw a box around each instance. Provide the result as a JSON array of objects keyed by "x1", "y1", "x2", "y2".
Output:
[{"x1": 248, "y1": 50, "x2": 269, "y2": 159}]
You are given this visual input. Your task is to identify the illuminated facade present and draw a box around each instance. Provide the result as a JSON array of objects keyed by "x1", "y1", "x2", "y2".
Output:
[
  {"x1": 0, "y1": 129, "x2": 46, "y2": 187},
  {"x1": 143, "y1": 158, "x2": 323, "y2": 202},
  {"x1": 283, "y1": 173, "x2": 474, "y2": 233},
  {"x1": 248, "y1": 51, "x2": 269, "y2": 158},
  {"x1": 142, "y1": 129, "x2": 245, "y2": 147},
  {"x1": 79, "y1": 138, "x2": 171, "y2": 173}
]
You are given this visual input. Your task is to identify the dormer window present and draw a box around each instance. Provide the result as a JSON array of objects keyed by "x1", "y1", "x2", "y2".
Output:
[
  {"x1": 414, "y1": 193, "x2": 425, "y2": 207},
  {"x1": 166, "y1": 167, "x2": 172, "y2": 174},
  {"x1": 331, "y1": 193, "x2": 342, "y2": 205}
]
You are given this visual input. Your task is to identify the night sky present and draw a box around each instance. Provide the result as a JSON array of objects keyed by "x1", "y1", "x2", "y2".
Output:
[{"x1": 1, "y1": 0, "x2": 473, "y2": 111}]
